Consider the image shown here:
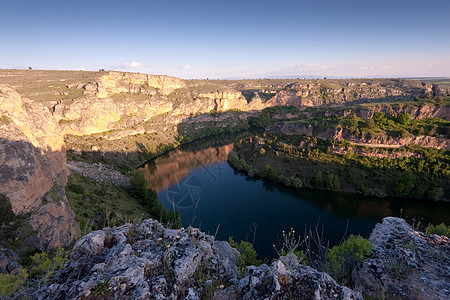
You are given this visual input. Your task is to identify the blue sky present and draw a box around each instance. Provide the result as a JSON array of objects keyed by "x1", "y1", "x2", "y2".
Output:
[{"x1": 1, "y1": 0, "x2": 449, "y2": 78}]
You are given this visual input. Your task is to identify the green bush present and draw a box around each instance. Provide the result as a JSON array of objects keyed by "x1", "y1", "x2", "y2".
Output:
[
  {"x1": 327, "y1": 174, "x2": 340, "y2": 191},
  {"x1": 0, "y1": 268, "x2": 28, "y2": 297},
  {"x1": 229, "y1": 238, "x2": 261, "y2": 274},
  {"x1": 129, "y1": 170, "x2": 180, "y2": 226},
  {"x1": 0, "y1": 248, "x2": 68, "y2": 297},
  {"x1": 394, "y1": 169, "x2": 416, "y2": 196},
  {"x1": 427, "y1": 186, "x2": 444, "y2": 201},
  {"x1": 425, "y1": 223, "x2": 450, "y2": 237},
  {"x1": 0, "y1": 194, "x2": 14, "y2": 223},
  {"x1": 313, "y1": 170, "x2": 322, "y2": 186},
  {"x1": 263, "y1": 164, "x2": 278, "y2": 181},
  {"x1": 397, "y1": 113, "x2": 411, "y2": 125},
  {"x1": 325, "y1": 235, "x2": 372, "y2": 286},
  {"x1": 67, "y1": 183, "x2": 85, "y2": 194}
]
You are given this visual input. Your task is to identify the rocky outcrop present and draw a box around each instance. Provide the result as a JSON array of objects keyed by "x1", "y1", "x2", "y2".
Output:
[
  {"x1": 67, "y1": 161, "x2": 130, "y2": 187},
  {"x1": 322, "y1": 103, "x2": 450, "y2": 121},
  {"x1": 265, "y1": 80, "x2": 424, "y2": 108},
  {"x1": 0, "y1": 85, "x2": 78, "y2": 249},
  {"x1": 353, "y1": 217, "x2": 450, "y2": 300},
  {"x1": 97, "y1": 71, "x2": 186, "y2": 98},
  {"x1": 38, "y1": 219, "x2": 361, "y2": 300}
]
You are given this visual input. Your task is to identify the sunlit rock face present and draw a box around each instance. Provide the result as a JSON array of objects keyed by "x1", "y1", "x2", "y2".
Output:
[{"x1": 0, "y1": 85, "x2": 78, "y2": 249}]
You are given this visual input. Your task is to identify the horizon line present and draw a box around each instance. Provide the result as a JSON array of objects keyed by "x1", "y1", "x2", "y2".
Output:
[{"x1": 1, "y1": 67, "x2": 449, "y2": 81}]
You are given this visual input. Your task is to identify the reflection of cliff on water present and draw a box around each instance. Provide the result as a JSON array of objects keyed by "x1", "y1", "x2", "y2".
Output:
[{"x1": 141, "y1": 134, "x2": 240, "y2": 192}]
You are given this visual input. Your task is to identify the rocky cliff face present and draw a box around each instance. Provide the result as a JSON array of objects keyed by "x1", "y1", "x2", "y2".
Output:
[
  {"x1": 0, "y1": 85, "x2": 78, "y2": 249},
  {"x1": 52, "y1": 72, "x2": 263, "y2": 137},
  {"x1": 354, "y1": 217, "x2": 450, "y2": 300},
  {"x1": 38, "y1": 219, "x2": 361, "y2": 300}
]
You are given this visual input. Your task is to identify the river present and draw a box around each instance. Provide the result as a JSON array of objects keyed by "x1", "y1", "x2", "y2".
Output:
[{"x1": 141, "y1": 133, "x2": 450, "y2": 259}]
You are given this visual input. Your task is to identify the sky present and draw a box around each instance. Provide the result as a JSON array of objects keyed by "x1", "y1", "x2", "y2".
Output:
[{"x1": 1, "y1": 0, "x2": 449, "y2": 79}]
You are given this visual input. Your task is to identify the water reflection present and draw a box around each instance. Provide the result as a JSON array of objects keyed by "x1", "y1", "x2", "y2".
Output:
[
  {"x1": 141, "y1": 135, "x2": 236, "y2": 192},
  {"x1": 141, "y1": 133, "x2": 450, "y2": 259}
]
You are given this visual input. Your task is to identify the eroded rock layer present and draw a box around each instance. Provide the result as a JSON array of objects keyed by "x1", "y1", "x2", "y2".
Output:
[{"x1": 0, "y1": 84, "x2": 78, "y2": 249}]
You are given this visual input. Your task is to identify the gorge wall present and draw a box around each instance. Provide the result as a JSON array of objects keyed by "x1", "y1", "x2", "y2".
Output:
[
  {"x1": 0, "y1": 69, "x2": 448, "y2": 248},
  {"x1": 0, "y1": 85, "x2": 78, "y2": 249}
]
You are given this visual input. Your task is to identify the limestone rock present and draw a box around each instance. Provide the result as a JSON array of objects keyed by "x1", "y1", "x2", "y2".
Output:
[
  {"x1": 0, "y1": 247, "x2": 19, "y2": 274},
  {"x1": 38, "y1": 219, "x2": 360, "y2": 300},
  {"x1": 353, "y1": 217, "x2": 450, "y2": 300},
  {"x1": 0, "y1": 84, "x2": 78, "y2": 249},
  {"x1": 238, "y1": 258, "x2": 361, "y2": 300},
  {"x1": 97, "y1": 71, "x2": 186, "y2": 98}
]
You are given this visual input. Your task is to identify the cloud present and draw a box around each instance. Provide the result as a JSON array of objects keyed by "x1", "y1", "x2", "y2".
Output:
[
  {"x1": 182, "y1": 64, "x2": 191, "y2": 70},
  {"x1": 123, "y1": 61, "x2": 143, "y2": 68}
]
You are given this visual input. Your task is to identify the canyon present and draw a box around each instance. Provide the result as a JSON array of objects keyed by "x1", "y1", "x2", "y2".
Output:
[{"x1": 0, "y1": 69, "x2": 449, "y2": 299}]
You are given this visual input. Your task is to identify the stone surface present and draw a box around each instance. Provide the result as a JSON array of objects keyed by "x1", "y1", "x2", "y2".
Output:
[
  {"x1": 0, "y1": 247, "x2": 20, "y2": 274},
  {"x1": 38, "y1": 219, "x2": 360, "y2": 300},
  {"x1": 353, "y1": 217, "x2": 450, "y2": 300},
  {"x1": 0, "y1": 84, "x2": 78, "y2": 249}
]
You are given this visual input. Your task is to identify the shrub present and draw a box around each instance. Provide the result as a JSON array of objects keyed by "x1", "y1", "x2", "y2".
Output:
[
  {"x1": 263, "y1": 164, "x2": 278, "y2": 181},
  {"x1": 0, "y1": 194, "x2": 14, "y2": 223},
  {"x1": 228, "y1": 238, "x2": 261, "y2": 274},
  {"x1": 67, "y1": 183, "x2": 85, "y2": 194},
  {"x1": 325, "y1": 235, "x2": 372, "y2": 286},
  {"x1": 425, "y1": 223, "x2": 449, "y2": 237},
  {"x1": 30, "y1": 247, "x2": 68, "y2": 284},
  {"x1": 0, "y1": 268, "x2": 28, "y2": 297},
  {"x1": 129, "y1": 170, "x2": 180, "y2": 226},
  {"x1": 427, "y1": 186, "x2": 444, "y2": 201},
  {"x1": 394, "y1": 170, "x2": 415, "y2": 196},
  {"x1": 327, "y1": 174, "x2": 340, "y2": 191},
  {"x1": 313, "y1": 171, "x2": 322, "y2": 186},
  {"x1": 397, "y1": 113, "x2": 411, "y2": 125}
]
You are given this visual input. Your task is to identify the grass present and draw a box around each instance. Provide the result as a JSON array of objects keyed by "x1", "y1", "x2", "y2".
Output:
[{"x1": 65, "y1": 172, "x2": 152, "y2": 232}]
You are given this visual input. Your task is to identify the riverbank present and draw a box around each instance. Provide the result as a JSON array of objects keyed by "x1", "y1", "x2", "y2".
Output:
[{"x1": 228, "y1": 132, "x2": 449, "y2": 201}]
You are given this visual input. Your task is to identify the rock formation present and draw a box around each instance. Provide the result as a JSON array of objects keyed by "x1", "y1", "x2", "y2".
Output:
[
  {"x1": 0, "y1": 85, "x2": 78, "y2": 249},
  {"x1": 354, "y1": 217, "x2": 450, "y2": 300},
  {"x1": 38, "y1": 219, "x2": 361, "y2": 300}
]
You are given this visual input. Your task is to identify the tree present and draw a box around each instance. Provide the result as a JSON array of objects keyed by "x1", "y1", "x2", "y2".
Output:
[
  {"x1": 327, "y1": 174, "x2": 340, "y2": 191},
  {"x1": 397, "y1": 113, "x2": 411, "y2": 125},
  {"x1": 394, "y1": 170, "x2": 415, "y2": 196},
  {"x1": 313, "y1": 171, "x2": 322, "y2": 186}
]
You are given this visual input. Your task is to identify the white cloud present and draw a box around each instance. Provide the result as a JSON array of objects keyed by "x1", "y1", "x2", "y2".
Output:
[
  {"x1": 123, "y1": 61, "x2": 143, "y2": 68},
  {"x1": 182, "y1": 64, "x2": 191, "y2": 70}
]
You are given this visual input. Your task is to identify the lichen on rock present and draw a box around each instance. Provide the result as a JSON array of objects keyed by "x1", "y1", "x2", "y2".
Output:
[{"x1": 38, "y1": 219, "x2": 362, "y2": 300}]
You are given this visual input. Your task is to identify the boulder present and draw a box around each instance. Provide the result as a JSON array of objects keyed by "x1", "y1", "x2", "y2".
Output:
[
  {"x1": 38, "y1": 219, "x2": 361, "y2": 300},
  {"x1": 353, "y1": 217, "x2": 450, "y2": 300}
]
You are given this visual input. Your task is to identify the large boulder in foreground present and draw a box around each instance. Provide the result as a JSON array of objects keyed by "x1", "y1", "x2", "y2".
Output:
[
  {"x1": 38, "y1": 219, "x2": 361, "y2": 300},
  {"x1": 0, "y1": 85, "x2": 78, "y2": 249},
  {"x1": 353, "y1": 217, "x2": 450, "y2": 300}
]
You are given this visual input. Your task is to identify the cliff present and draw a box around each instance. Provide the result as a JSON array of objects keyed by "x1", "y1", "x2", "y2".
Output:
[
  {"x1": 0, "y1": 85, "x2": 78, "y2": 249},
  {"x1": 0, "y1": 70, "x2": 447, "y2": 160}
]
